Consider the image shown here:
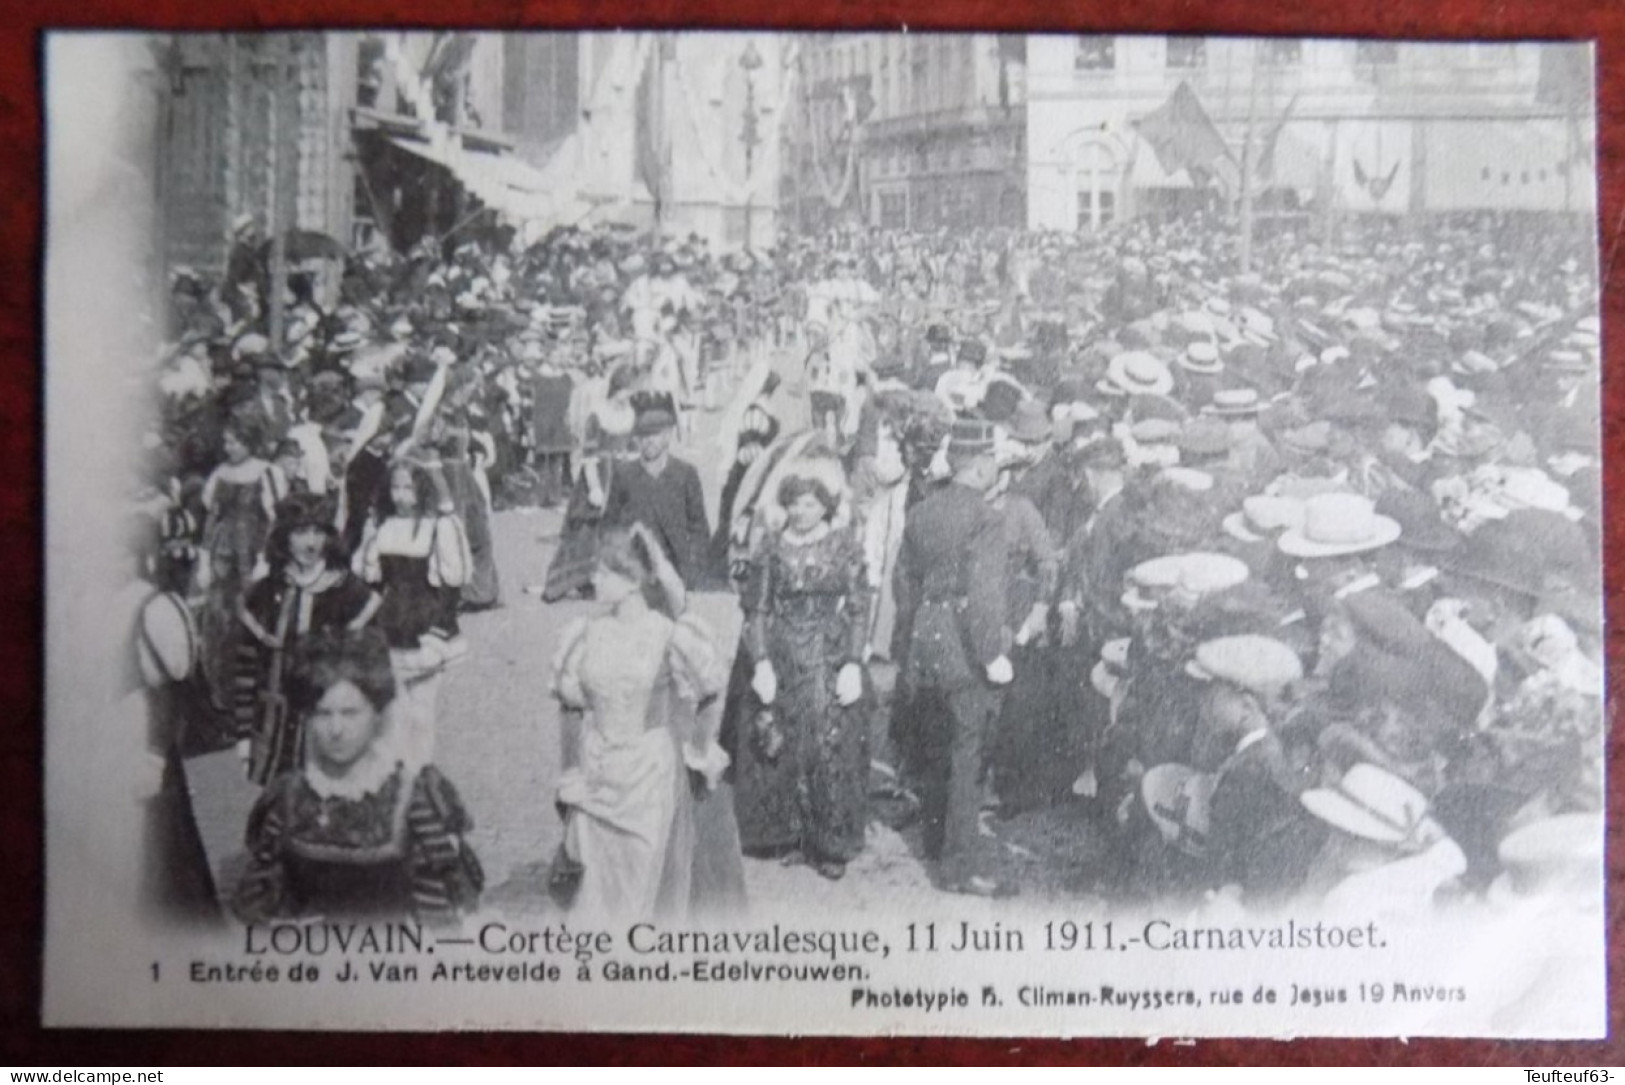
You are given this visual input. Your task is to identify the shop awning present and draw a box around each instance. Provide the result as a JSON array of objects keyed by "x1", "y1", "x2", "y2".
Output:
[{"x1": 388, "y1": 135, "x2": 556, "y2": 222}]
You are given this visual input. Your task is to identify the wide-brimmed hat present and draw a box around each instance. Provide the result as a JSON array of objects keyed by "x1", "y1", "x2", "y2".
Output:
[
  {"x1": 1142, "y1": 764, "x2": 1217, "y2": 859},
  {"x1": 1495, "y1": 468, "x2": 1574, "y2": 517},
  {"x1": 1130, "y1": 418, "x2": 1182, "y2": 445},
  {"x1": 1496, "y1": 814, "x2": 1603, "y2": 897},
  {"x1": 1188, "y1": 634, "x2": 1302, "y2": 695},
  {"x1": 1205, "y1": 387, "x2": 1264, "y2": 417},
  {"x1": 1238, "y1": 305, "x2": 1277, "y2": 341},
  {"x1": 1105, "y1": 351, "x2": 1174, "y2": 397},
  {"x1": 1301, "y1": 763, "x2": 1436, "y2": 848},
  {"x1": 1179, "y1": 340, "x2": 1224, "y2": 375},
  {"x1": 1277, "y1": 493, "x2": 1401, "y2": 558},
  {"x1": 1222, "y1": 494, "x2": 1305, "y2": 543},
  {"x1": 1126, "y1": 551, "x2": 1249, "y2": 602}
]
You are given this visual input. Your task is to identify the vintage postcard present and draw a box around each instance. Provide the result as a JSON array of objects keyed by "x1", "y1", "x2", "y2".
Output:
[{"x1": 43, "y1": 31, "x2": 1604, "y2": 1036}]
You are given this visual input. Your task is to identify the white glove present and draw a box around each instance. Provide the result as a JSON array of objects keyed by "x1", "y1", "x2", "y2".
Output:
[
  {"x1": 986, "y1": 655, "x2": 1014, "y2": 686},
  {"x1": 683, "y1": 741, "x2": 732, "y2": 791},
  {"x1": 1014, "y1": 604, "x2": 1049, "y2": 647},
  {"x1": 836, "y1": 662, "x2": 863, "y2": 707},
  {"x1": 752, "y1": 659, "x2": 778, "y2": 705},
  {"x1": 1058, "y1": 601, "x2": 1081, "y2": 648}
]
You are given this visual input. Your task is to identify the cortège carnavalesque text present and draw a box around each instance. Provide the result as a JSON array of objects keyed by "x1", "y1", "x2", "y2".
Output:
[{"x1": 164, "y1": 915, "x2": 1466, "y2": 1015}]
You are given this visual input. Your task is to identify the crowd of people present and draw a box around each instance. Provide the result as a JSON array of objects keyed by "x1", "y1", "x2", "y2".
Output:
[{"x1": 121, "y1": 202, "x2": 1605, "y2": 927}]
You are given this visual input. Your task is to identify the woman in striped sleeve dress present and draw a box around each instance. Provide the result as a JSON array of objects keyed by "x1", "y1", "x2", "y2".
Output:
[{"x1": 233, "y1": 628, "x2": 483, "y2": 926}]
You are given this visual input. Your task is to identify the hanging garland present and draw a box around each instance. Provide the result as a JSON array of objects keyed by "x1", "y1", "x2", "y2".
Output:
[
  {"x1": 669, "y1": 50, "x2": 778, "y2": 207},
  {"x1": 808, "y1": 84, "x2": 859, "y2": 209}
]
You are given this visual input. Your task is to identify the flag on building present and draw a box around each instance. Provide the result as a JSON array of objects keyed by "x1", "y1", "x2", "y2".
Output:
[
  {"x1": 1255, "y1": 93, "x2": 1299, "y2": 184},
  {"x1": 1133, "y1": 81, "x2": 1233, "y2": 178},
  {"x1": 634, "y1": 36, "x2": 670, "y2": 211}
]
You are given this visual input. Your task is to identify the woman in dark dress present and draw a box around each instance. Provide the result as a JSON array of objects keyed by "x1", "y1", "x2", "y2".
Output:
[
  {"x1": 234, "y1": 628, "x2": 483, "y2": 926},
  {"x1": 355, "y1": 460, "x2": 471, "y2": 767},
  {"x1": 236, "y1": 494, "x2": 380, "y2": 784},
  {"x1": 730, "y1": 462, "x2": 874, "y2": 879},
  {"x1": 531, "y1": 351, "x2": 575, "y2": 508}
]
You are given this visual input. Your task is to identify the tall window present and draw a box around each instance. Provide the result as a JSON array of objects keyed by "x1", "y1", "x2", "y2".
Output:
[
  {"x1": 880, "y1": 191, "x2": 907, "y2": 228},
  {"x1": 1075, "y1": 37, "x2": 1116, "y2": 71},
  {"x1": 1166, "y1": 36, "x2": 1207, "y2": 69},
  {"x1": 1075, "y1": 140, "x2": 1117, "y2": 232},
  {"x1": 1078, "y1": 189, "x2": 1115, "y2": 232},
  {"x1": 1259, "y1": 39, "x2": 1303, "y2": 67}
]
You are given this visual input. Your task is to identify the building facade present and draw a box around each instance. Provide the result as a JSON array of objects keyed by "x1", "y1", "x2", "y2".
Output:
[
  {"x1": 156, "y1": 31, "x2": 518, "y2": 276},
  {"x1": 1025, "y1": 37, "x2": 1596, "y2": 234},
  {"x1": 502, "y1": 32, "x2": 789, "y2": 250},
  {"x1": 156, "y1": 34, "x2": 359, "y2": 276},
  {"x1": 782, "y1": 32, "x2": 1028, "y2": 234}
]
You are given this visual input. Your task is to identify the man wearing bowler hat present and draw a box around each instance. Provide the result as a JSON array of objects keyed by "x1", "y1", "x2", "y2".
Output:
[{"x1": 603, "y1": 390, "x2": 712, "y2": 589}]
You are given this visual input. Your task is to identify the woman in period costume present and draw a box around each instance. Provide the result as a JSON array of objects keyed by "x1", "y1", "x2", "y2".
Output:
[
  {"x1": 431, "y1": 373, "x2": 502, "y2": 611},
  {"x1": 540, "y1": 364, "x2": 636, "y2": 601},
  {"x1": 234, "y1": 628, "x2": 484, "y2": 926},
  {"x1": 549, "y1": 526, "x2": 745, "y2": 921},
  {"x1": 236, "y1": 493, "x2": 380, "y2": 784},
  {"x1": 197, "y1": 414, "x2": 273, "y2": 710},
  {"x1": 730, "y1": 456, "x2": 874, "y2": 880},
  {"x1": 354, "y1": 460, "x2": 471, "y2": 767},
  {"x1": 530, "y1": 344, "x2": 576, "y2": 508}
]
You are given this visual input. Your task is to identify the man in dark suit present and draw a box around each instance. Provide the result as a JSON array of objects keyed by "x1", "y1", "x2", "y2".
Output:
[
  {"x1": 892, "y1": 417, "x2": 1014, "y2": 896},
  {"x1": 604, "y1": 391, "x2": 713, "y2": 590}
]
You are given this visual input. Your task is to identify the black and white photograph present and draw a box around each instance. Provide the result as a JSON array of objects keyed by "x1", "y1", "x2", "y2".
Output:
[{"x1": 43, "y1": 30, "x2": 1605, "y2": 1036}]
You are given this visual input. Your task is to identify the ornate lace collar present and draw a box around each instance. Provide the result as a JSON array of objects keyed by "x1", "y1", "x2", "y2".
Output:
[{"x1": 304, "y1": 751, "x2": 416, "y2": 801}]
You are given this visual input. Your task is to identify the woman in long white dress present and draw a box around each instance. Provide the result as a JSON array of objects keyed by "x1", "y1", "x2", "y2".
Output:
[{"x1": 550, "y1": 525, "x2": 745, "y2": 920}]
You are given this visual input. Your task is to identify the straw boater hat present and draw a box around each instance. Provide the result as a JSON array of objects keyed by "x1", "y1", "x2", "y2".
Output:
[
  {"x1": 1205, "y1": 387, "x2": 1265, "y2": 417},
  {"x1": 1104, "y1": 351, "x2": 1174, "y2": 397},
  {"x1": 1179, "y1": 340, "x2": 1224, "y2": 375},
  {"x1": 1187, "y1": 634, "x2": 1303, "y2": 696},
  {"x1": 1277, "y1": 493, "x2": 1402, "y2": 558},
  {"x1": 1123, "y1": 551, "x2": 1249, "y2": 610},
  {"x1": 1301, "y1": 763, "x2": 1438, "y2": 849},
  {"x1": 1494, "y1": 814, "x2": 1603, "y2": 897},
  {"x1": 1177, "y1": 416, "x2": 1231, "y2": 460},
  {"x1": 1222, "y1": 494, "x2": 1305, "y2": 544}
]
